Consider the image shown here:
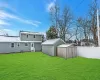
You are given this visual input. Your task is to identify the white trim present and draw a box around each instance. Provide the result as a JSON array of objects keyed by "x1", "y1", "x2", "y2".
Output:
[
  {"x1": 17, "y1": 43, "x2": 20, "y2": 47},
  {"x1": 34, "y1": 43, "x2": 35, "y2": 52},
  {"x1": 31, "y1": 43, "x2": 35, "y2": 52}
]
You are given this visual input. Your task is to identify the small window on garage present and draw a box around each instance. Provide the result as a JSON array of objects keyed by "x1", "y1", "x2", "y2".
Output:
[
  {"x1": 25, "y1": 43, "x2": 28, "y2": 46},
  {"x1": 33, "y1": 35, "x2": 35, "y2": 38},
  {"x1": 11, "y1": 43, "x2": 14, "y2": 48}
]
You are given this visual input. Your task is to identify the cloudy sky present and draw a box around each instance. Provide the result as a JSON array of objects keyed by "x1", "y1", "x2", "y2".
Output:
[{"x1": 0, "y1": 0, "x2": 99, "y2": 36}]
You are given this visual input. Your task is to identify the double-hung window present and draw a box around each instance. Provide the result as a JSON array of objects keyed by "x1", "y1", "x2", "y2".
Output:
[
  {"x1": 33, "y1": 35, "x2": 35, "y2": 38},
  {"x1": 25, "y1": 43, "x2": 28, "y2": 46},
  {"x1": 11, "y1": 43, "x2": 14, "y2": 48}
]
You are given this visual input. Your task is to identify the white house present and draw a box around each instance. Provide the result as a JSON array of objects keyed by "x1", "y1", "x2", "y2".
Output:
[{"x1": 0, "y1": 31, "x2": 43, "y2": 53}]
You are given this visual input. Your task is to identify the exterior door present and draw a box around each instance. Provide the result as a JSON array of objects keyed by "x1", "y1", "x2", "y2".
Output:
[{"x1": 31, "y1": 43, "x2": 35, "y2": 51}]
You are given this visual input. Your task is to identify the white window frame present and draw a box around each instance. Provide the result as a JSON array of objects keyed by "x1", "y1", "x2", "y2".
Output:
[
  {"x1": 33, "y1": 35, "x2": 35, "y2": 38},
  {"x1": 11, "y1": 43, "x2": 14, "y2": 48},
  {"x1": 25, "y1": 43, "x2": 28, "y2": 47},
  {"x1": 17, "y1": 43, "x2": 20, "y2": 47},
  {"x1": 27, "y1": 35, "x2": 28, "y2": 38}
]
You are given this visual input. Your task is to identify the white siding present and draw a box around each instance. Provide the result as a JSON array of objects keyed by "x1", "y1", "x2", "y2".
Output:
[
  {"x1": 0, "y1": 42, "x2": 30, "y2": 53},
  {"x1": 0, "y1": 42, "x2": 42, "y2": 53},
  {"x1": 34, "y1": 43, "x2": 41, "y2": 51},
  {"x1": 20, "y1": 34, "x2": 42, "y2": 41},
  {"x1": 42, "y1": 45, "x2": 54, "y2": 56},
  {"x1": 19, "y1": 42, "x2": 31, "y2": 52}
]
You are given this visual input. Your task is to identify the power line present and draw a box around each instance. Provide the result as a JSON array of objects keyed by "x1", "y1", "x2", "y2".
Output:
[{"x1": 75, "y1": 0, "x2": 85, "y2": 10}]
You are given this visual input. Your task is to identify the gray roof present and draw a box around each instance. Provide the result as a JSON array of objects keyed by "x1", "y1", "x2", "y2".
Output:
[
  {"x1": 20, "y1": 31, "x2": 43, "y2": 36},
  {"x1": 42, "y1": 38, "x2": 65, "y2": 45},
  {"x1": 0, "y1": 41, "x2": 42, "y2": 43},
  {"x1": 0, "y1": 35, "x2": 42, "y2": 43},
  {"x1": 0, "y1": 36, "x2": 20, "y2": 42}
]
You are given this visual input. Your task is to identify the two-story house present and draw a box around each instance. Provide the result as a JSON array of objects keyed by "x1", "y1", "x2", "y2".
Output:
[{"x1": 0, "y1": 31, "x2": 43, "y2": 53}]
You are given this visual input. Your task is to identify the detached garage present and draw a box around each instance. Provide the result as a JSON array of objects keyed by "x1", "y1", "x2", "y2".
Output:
[
  {"x1": 42, "y1": 38, "x2": 65, "y2": 56},
  {"x1": 57, "y1": 44, "x2": 77, "y2": 59}
]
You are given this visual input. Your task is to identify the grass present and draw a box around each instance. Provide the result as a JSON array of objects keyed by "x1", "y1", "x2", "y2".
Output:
[{"x1": 0, "y1": 52, "x2": 100, "y2": 80}]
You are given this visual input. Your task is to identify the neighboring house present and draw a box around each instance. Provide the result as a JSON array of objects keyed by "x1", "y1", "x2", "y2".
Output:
[
  {"x1": 42, "y1": 38, "x2": 65, "y2": 56},
  {"x1": 80, "y1": 41, "x2": 96, "y2": 46},
  {"x1": 0, "y1": 31, "x2": 43, "y2": 53}
]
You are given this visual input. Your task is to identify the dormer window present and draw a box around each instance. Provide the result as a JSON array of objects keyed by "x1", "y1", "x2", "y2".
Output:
[
  {"x1": 33, "y1": 35, "x2": 35, "y2": 38},
  {"x1": 27, "y1": 35, "x2": 28, "y2": 38}
]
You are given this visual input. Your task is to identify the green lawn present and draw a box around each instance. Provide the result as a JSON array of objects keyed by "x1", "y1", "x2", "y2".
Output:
[{"x1": 0, "y1": 52, "x2": 100, "y2": 80}]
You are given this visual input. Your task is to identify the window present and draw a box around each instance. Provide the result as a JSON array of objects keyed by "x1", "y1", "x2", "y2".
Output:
[
  {"x1": 27, "y1": 35, "x2": 28, "y2": 38},
  {"x1": 33, "y1": 35, "x2": 35, "y2": 38},
  {"x1": 11, "y1": 43, "x2": 14, "y2": 48},
  {"x1": 32, "y1": 44, "x2": 33, "y2": 47},
  {"x1": 25, "y1": 43, "x2": 28, "y2": 46},
  {"x1": 18, "y1": 43, "x2": 20, "y2": 47}
]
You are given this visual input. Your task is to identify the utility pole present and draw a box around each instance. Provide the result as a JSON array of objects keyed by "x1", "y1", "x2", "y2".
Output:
[{"x1": 97, "y1": 9, "x2": 100, "y2": 46}]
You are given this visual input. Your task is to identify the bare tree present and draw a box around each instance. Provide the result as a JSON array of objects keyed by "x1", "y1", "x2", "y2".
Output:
[
  {"x1": 49, "y1": 1, "x2": 59, "y2": 34},
  {"x1": 49, "y1": 2, "x2": 73, "y2": 41},
  {"x1": 76, "y1": 17, "x2": 91, "y2": 42},
  {"x1": 62, "y1": 6, "x2": 72, "y2": 41},
  {"x1": 57, "y1": 6, "x2": 73, "y2": 41},
  {"x1": 89, "y1": 0, "x2": 98, "y2": 45},
  {"x1": 75, "y1": 20, "x2": 81, "y2": 41}
]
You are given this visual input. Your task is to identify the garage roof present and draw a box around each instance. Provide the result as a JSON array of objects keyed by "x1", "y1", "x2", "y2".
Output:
[{"x1": 42, "y1": 38, "x2": 65, "y2": 45}]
